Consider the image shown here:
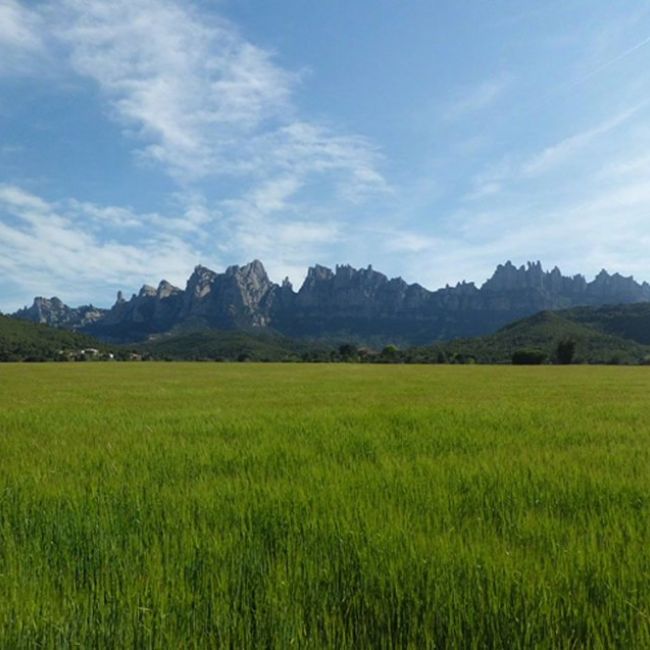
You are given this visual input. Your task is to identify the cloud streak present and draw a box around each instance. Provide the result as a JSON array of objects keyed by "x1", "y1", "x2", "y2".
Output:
[
  {"x1": 521, "y1": 105, "x2": 644, "y2": 177},
  {"x1": 444, "y1": 75, "x2": 510, "y2": 121}
]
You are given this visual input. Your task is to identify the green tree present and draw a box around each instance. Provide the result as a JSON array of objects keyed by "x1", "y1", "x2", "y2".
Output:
[
  {"x1": 338, "y1": 343, "x2": 358, "y2": 361},
  {"x1": 556, "y1": 338, "x2": 576, "y2": 365},
  {"x1": 380, "y1": 344, "x2": 399, "y2": 362}
]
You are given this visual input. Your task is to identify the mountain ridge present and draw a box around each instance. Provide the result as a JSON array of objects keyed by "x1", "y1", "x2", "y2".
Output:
[
  {"x1": 12, "y1": 260, "x2": 650, "y2": 344},
  {"x1": 426, "y1": 307, "x2": 650, "y2": 365}
]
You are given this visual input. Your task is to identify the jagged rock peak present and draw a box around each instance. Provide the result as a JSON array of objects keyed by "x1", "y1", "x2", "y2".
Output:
[
  {"x1": 226, "y1": 259, "x2": 269, "y2": 281},
  {"x1": 306, "y1": 264, "x2": 335, "y2": 281},
  {"x1": 138, "y1": 285, "x2": 157, "y2": 298},
  {"x1": 33, "y1": 296, "x2": 62, "y2": 307},
  {"x1": 483, "y1": 259, "x2": 547, "y2": 291},
  {"x1": 334, "y1": 263, "x2": 388, "y2": 282},
  {"x1": 191, "y1": 264, "x2": 217, "y2": 279},
  {"x1": 157, "y1": 280, "x2": 181, "y2": 298},
  {"x1": 186, "y1": 265, "x2": 218, "y2": 295}
]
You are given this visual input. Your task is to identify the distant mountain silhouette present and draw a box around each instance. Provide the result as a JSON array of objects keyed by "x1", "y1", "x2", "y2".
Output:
[{"x1": 12, "y1": 260, "x2": 650, "y2": 344}]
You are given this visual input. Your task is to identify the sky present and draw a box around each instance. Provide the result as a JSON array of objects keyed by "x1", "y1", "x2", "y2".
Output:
[{"x1": 1, "y1": 0, "x2": 650, "y2": 311}]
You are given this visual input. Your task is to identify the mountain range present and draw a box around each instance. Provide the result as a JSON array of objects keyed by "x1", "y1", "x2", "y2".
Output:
[{"x1": 12, "y1": 260, "x2": 650, "y2": 344}]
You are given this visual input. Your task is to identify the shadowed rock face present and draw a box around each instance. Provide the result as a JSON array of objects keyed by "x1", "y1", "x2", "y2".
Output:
[{"x1": 12, "y1": 260, "x2": 650, "y2": 344}]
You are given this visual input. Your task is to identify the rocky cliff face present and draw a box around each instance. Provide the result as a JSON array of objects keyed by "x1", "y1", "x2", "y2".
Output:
[
  {"x1": 92, "y1": 280, "x2": 185, "y2": 340},
  {"x1": 13, "y1": 260, "x2": 650, "y2": 344},
  {"x1": 13, "y1": 297, "x2": 106, "y2": 329},
  {"x1": 176, "y1": 261, "x2": 275, "y2": 328}
]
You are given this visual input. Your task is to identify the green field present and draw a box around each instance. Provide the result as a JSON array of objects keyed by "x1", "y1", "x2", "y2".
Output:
[{"x1": 0, "y1": 364, "x2": 648, "y2": 648}]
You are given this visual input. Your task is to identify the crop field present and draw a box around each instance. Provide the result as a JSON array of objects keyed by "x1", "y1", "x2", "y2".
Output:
[{"x1": 0, "y1": 364, "x2": 648, "y2": 648}]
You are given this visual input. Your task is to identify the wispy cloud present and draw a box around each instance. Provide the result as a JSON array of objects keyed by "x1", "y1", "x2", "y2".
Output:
[
  {"x1": 217, "y1": 172, "x2": 343, "y2": 287},
  {"x1": 569, "y1": 32, "x2": 650, "y2": 89},
  {"x1": 51, "y1": 0, "x2": 296, "y2": 182},
  {"x1": 0, "y1": 0, "x2": 386, "y2": 197},
  {"x1": 0, "y1": 184, "x2": 205, "y2": 310},
  {"x1": 464, "y1": 104, "x2": 647, "y2": 200},
  {"x1": 444, "y1": 75, "x2": 510, "y2": 121},
  {"x1": 383, "y1": 232, "x2": 444, "y2": 254},
  {"x1": 521, "y1": 105, "x2": 644, "y2": 177},
  {"x1": 0, "y1": 0, "x2": 388, "y2": 304},
  {"x1": 404, "y1": 141, "x2": 650, "y2": 291},
  {"x1": 264, "y1": 122, "x2": 387, "y2": 197},
  {"x1": 381, "y1": 179, "x2": 650, "y2": 293},
  {"x1": 0, "y1": 0, "x2": 44, "y2": 73},
  {"x1": 0, "y1": 1, "x2": 387, "y2": 191}
]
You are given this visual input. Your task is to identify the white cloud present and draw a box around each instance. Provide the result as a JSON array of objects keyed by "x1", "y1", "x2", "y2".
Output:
[
  {"x1": 0, "y1": 184, "x2": 206, "y2": 310},
  {"x1": 0, "y1": 0, "x2": 386, "y2": 199},
  {"x1": 597, "y1": 152, "x2": 650, "y2": 180},
  {"x1": 266, "y1": 122, "x2": 388, "y2": 200},
  {"x1": 50, "y1": 0, "x2": 295, "y2": 181},
  {"x1": 248, "y1": 176, "x2": 303, "y2": 214},
  {"x1": 0, "y1": 0, "x2": 386, "y2": 193},
  {"x1": 217, "y1": 175, "x2": 342, "y2": 284},
  {"x1": 0, "y1": 1, "x2": 42, "y2": 56},
  {"x1": 0, "y1": 185, "x2": 50, "y2": 213},
  {"x1": 0, "y1": 181, "x2": 347, "y2": 311},
  {"x1": 0, "y1": 0, "x2": 389, "y2": 308},
  {"x1": 383, "y1": 232, "x2": 443, "y2": 254}
]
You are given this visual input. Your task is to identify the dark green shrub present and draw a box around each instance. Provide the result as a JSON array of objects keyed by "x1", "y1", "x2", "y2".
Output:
[
  {"x1": 338, "y1": 343, "x2": 358, "y2": 361},
  {"x1": 512, "y1": 349, "x2": 547, "y2": 365}
]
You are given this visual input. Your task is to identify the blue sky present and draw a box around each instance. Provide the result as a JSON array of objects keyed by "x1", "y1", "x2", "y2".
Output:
[{"x1": 1, "y1": 0, "x2": 650, "y2": 310}]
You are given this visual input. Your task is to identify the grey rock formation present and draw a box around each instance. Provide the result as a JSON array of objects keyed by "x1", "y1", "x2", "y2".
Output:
[
  {"x1": 89, "y1": 280, "x2": 184, "y2": 340},
  {"x1": 176, "y1": 260, "x2": 274, "y2": 329},
  {"x1": 13, "y1": 260, "x2": 650, "y2": 344},
  {"x1": 13, "y1": 297, "x2": 106, "y2": 329}
]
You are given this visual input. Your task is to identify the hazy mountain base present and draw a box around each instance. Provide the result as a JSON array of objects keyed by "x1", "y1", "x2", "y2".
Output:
[
  {"x1": 137, "y1": 307, "x2": 650, "y2": 364},
  {"x1": 4, "y1": 303, "x2": 650, "y2": 364}
]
